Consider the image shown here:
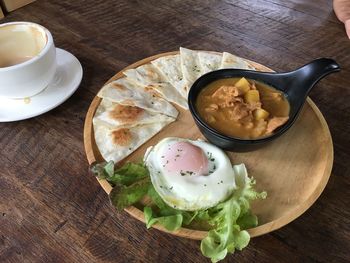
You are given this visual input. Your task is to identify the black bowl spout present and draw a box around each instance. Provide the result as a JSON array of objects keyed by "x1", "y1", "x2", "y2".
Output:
[
  {"x1": 272, "y1": 58, "x2": 340, "y2": 120},
  {"x1": 278, "y1": 58, "x2": 340, "y2": 95},
  {"x1": 188, "y1": 58, "x2": 340, "y2": 152}
]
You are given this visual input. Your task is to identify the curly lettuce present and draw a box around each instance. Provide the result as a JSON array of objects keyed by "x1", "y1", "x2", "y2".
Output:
[
  {"x1": 144, "y1": 186, "x2": 198, "y2": 231},
  {"x1": 200, "y1": 164, "x2": 267, "y2": 262},
  {"x1": 91, "y1": 162, "x2": 266, "y2": 262}
]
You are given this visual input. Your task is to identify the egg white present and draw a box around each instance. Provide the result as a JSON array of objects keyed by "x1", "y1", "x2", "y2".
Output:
[{"x1": 144, "y1": 137, "x2": 236, "y2": 211}]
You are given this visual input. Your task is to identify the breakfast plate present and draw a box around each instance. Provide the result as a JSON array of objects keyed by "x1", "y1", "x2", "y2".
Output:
[
  {"x1": 0, "y1": 48, "x2": 83, "y2": 122},
  {"x1": 84, "y1": 51, "x2": 333, "y2": 240}
]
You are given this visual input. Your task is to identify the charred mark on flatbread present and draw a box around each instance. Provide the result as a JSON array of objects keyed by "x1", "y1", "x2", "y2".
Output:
[
  {"x1": 120, "y1": 99, "x2": 135, "y2": 106},
  {"x1": 109, "y1": 104, "x2": 144, "y2": 123},
  {"x1": 145, "y1": 85, "x2": 162, "y2": 98},
  {"x1": 111, "y1": 83, "x2": 126, "y2": 90},
  {"x1": 112, "y1": 128, "x2": 132, "y2": 146},
  {"x1": 144, "y1": 66, "x2": 159, "y2": 79}
]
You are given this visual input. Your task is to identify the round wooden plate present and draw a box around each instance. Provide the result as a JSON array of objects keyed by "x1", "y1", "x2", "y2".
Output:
[{"x1": 84, "y1": 51, "x2": 333, "y2": 240}]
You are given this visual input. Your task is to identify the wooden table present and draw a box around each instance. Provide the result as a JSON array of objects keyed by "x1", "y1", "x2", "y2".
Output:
[{"x1": 1, "y1": 1, "x2": 349, "y2": 262}]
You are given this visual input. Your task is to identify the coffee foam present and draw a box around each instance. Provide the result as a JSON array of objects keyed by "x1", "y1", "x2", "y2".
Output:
[{"x1": 0, "y1": 24, "x2": 47, "y2": 68}]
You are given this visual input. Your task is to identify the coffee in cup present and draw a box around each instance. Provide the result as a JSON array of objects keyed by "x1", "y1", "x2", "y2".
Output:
[{"x1": 0, "y1": 22, "x2": 56, "y2": 98}]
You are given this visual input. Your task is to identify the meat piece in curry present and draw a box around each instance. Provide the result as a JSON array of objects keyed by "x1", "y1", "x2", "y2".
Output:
[{"x1": 196, "y1": 77, "x2": 290, "y2": 139}]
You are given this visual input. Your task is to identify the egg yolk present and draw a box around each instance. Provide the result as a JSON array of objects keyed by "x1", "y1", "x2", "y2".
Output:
[{"x1": 160, "y1": 141, "x2": 209, "y2": 175}]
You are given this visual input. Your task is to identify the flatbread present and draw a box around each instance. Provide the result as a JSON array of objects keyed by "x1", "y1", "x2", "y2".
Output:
[
  {"x1": 145, "y1": 83, "x2": 188, "y2": 109},
  {"x1": 123, "y1": 63, "x2": 188, "y2": 109},
  {"x1": 123, "y1": 63, "x2": 164, "y2": 86},
  {"x1": 180, "y1": 47, "x2": 203, "y2": 95},
  {"x1": 151, "y1": 54, "x2": 188, "y2": 99},
  {"x1": 93, "y1": 99, "x2": 174, "y2": 129},
  {"x1": 94, "y1": 120, "x2": 174, "y2": 163},
  {"x1": 93, "y1": 48, "x2": 258, "y2": 164},
  {"x1": 220, "y1": 52, "x2": 255, "y2": 70},
  {"x1": 97, "y1": 77, "x2": 178, "y2": 118},
  {"x1": 198, "y1": 51, "x2": 223, "y2": 74}
]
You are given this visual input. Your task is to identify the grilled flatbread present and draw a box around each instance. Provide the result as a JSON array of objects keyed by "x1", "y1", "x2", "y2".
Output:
[
  {"x1": 151, "y1": 54, "x2": 188, "y2": 99},
  {"x1": 198, "y1": 51, "x2": 223, "y2": 74},
  {"x1": 93, "y1": 48, "x2": 258, "y2": 164},
  {"x1": 123, "y1": 63, "x2": 163, "y2": 85},
  {"x1": 179, "y1": 47, "x2": 203, "y2": 95},
  {"x1": 220, "y1": 52, "x2": 255, "y2": 70},
  {"x1": 98, "y1": 77, "x2": 178, "y2": 118},
  {"x1": 123, "y1": 63, "x2": 188, "y2": 109},
  {"x1": 94, "y1": 120, "x2": 174, "y2": 163},
  {"x1": 93, "y1": 99, "x2": 174, "y2": 129}
]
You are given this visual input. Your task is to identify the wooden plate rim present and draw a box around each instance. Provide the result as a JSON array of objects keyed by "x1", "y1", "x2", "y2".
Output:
[{"x1": 83, "y1": 51, "x2": 333, "y2": 240}]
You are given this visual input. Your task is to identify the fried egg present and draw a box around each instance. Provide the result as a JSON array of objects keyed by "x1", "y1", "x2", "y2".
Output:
[{"x1": 144, "y1": 137, "x2": 236, "y2": 211}]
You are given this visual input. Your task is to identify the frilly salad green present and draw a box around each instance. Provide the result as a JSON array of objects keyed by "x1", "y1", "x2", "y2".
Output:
[{"x1": 91, "y1": 160, "x2": 266, "y2": 263}]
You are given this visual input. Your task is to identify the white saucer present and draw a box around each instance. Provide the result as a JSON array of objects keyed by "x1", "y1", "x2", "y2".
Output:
[{"x1": 0, "y1": 48, "x2": 83, "y2": 122}]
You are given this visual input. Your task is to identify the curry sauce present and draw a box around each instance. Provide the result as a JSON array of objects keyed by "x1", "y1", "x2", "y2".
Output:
[{"x1": 196, "y1": 77, "x2": 290, "y2": 139}]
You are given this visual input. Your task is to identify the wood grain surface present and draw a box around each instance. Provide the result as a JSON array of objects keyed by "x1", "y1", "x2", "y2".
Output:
[
  {"x1": 83, "y1": 52, "x2": 334, "y2": 240},
  {"x1": 0, "y1": 0, "x2": 349, "y2": 262}
]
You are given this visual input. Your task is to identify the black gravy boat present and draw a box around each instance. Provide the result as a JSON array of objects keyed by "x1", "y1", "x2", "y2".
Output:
[{"x1": 188, "y1": 58, "x2": 340, "y2": 152}]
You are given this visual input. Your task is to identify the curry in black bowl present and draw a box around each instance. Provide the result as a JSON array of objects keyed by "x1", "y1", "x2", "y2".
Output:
[
  {"x1": 188, "y1": 58, "x2": 340, "y2": 152},
  {"x1": 196, "y1": 77, "x2": 290, "y2": 140}
]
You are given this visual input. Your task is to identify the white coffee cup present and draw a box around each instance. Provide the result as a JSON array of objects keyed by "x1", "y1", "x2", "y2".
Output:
[{"x1": 0, "y1": 22, "x2": 56, "y2": 98}]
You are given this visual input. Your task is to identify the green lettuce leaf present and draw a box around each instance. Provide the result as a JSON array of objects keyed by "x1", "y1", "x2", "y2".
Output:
[
  {"x1": 91, "y1": 161, "x2": 149, "y2": 186},
  {"x1": 90, "y1": 161, "x2": 114, "y2": 179},
  {"x1": 143, "y1": 186, "x2": 198, "y2": 231},
  {"x1": 93, "y1": 161, "x2": 266, "y2": 263},
  {"x1": 113, "y1": 162, "x2": 150, "y2": 186},
  {"x1": 200, "y1": 198, "x2": 249, "y2": 262},
  {"x1": 199, "y1": 164, "x2": 267, "y2": 262},
  {"x1": 109, "y1": 177, "x2": 151, "y2": 211},
  {"x1": 237, "y1": 212, "x2": 258, "y2": 230},
  {"x1": 144, "y1": 206, "x2": 183, "y2": 231},
  {"x1": 91, "y1": 161, "x2": 151, "y2": 211}
]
